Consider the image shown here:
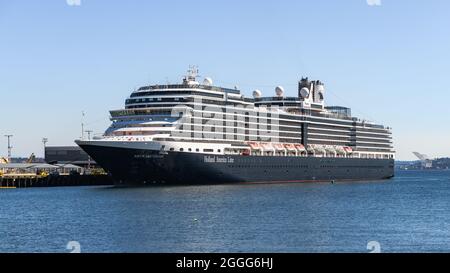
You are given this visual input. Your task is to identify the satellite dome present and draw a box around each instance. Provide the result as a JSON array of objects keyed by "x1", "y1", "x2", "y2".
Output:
[
  {"x1": 300, "y1": 87, "x2": 310, "y2": 98},
  {"x1": 275, "y1": 86, "x2": 284, "y2": 97},
  {"x1": 252, "y1": 89, "x2": 262, "y2": 98},
  {"x1": 203, "y1": 77, "x2": 213, "y2": 86}
]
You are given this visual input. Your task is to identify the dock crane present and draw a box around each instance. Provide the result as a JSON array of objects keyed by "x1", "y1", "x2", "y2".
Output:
[{"x1": 413, "y1": 152, "x2": 433, "y2": 169}]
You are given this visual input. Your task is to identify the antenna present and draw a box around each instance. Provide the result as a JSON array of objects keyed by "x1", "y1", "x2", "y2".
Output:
[
  {"x1": 188, "y1": 65, "x2": 199, "y2": 78},
  {"x1": 42, "y1": 138, "x2": 48, "y2": 159},
  {"x1": 81, "y1": 111, "x2": 85, "y2": 140},
  {"x1": 183, "y1": 65, "x2": 200, "y2": 83},
  {"x1": 4, "y1": 134, "x2": 13, "y2": 162},
  {"x1": 85, "y1": 130, "x2": 93, "y2": 140}
]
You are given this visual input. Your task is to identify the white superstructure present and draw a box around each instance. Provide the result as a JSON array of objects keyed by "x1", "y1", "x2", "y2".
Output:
[{"x1": 81, "y1": 68, "x2": 394, "y2": 160}]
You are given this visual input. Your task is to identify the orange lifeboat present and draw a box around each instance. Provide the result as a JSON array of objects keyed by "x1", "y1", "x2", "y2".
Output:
[
  {"x1": 283, "y1": 143, "x2": 297, "y2": 151},
  {"x1": 273, "y1": 143, "x2": 285, "y2": 150},
  {"x1": 247, "y1": 142, "x2": 262, "y2": 150},
  {"x1": 294, "y1": 144, "x2": 306, "y2": 152},
  {"x1": 260, "y1": 142, "x2": 275, "y2": 151},
  {"x1": 343, "y1": 146, "x2": 353, "y2": 153}
]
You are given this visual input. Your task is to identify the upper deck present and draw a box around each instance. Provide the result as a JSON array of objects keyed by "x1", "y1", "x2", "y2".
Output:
[
  {"x1": 133, "y1": 84, "x2": 241, "y2": 95},
  {"x1": 103, "y1": 69, "x2": 393, "y2": 156}
]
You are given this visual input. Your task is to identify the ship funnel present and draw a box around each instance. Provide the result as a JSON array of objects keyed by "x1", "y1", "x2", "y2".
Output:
[{"x1": 315, "y1": 82, "x2": 325, "y2": 102}]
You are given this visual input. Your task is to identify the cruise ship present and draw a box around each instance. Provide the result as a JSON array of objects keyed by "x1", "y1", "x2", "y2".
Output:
[{"x1": 76, "y1": 67, "x2": 394, "y2": 185}]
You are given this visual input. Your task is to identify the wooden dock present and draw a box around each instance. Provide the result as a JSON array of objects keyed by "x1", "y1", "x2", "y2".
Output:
[{"x1": 0, "y1": 174, "x2": 113, "y2": 188}]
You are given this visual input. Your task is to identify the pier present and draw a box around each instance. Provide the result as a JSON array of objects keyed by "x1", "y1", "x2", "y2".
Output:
[
  {"x1": 1, "y1": 157, "x2": 114, "y2": 188},
  {"x1": 0, "y1": 174, "x2": 113, "y2": 188}
]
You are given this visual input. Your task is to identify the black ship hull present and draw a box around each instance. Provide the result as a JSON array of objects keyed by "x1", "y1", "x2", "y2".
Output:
[{"x1": 78, "y1": 144, "x2": 395, "y2": 186}]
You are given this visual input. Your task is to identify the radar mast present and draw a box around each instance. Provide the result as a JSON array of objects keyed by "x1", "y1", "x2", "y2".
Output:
[{"x1": 183, "y1": 65, "x2": 200, "y2": 84}]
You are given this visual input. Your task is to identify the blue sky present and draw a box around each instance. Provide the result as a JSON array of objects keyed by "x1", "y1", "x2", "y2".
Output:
[{"x1": 0, "y1": 0, "x2": 449, "y2": 160}]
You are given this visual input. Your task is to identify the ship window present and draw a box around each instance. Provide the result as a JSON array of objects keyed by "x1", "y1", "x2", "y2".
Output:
[
  {"x1": 218, "y1": 149, "x2": 221, "y2": 153},
  {"x1": 180, "y1": 148, "x2": 184, "y2": 152},
  {"x1": 188, "y1": 148, "x2": 192, "y2": 151},
  {"x1": 203, "y1": 149, "x2": 213, "y2": 152},
  {"x1": 196, "y1": 148, "x2": 200, "y2": 152}
]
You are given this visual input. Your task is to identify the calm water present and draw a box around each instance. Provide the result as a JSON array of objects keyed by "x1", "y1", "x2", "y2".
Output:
[{"x1": 1, "y1": 170, "x2": 450, "y2": 253}]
